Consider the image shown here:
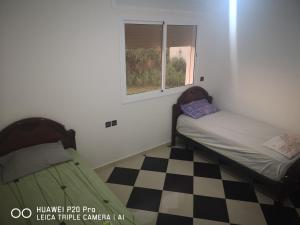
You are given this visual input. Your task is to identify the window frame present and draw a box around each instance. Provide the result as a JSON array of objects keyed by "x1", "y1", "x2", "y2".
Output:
[{"x1": 120, "y1": 19, "x2": 199, "y2": 104}]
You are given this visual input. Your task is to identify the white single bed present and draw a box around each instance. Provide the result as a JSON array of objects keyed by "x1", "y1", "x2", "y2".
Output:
[{"x1": 177, "y1": 110, "x2": 300, "y2": 181}]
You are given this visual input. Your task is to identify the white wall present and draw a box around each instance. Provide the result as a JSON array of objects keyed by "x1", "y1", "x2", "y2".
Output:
[
  {"x1": 216, "y1": 0, "x2": 300, "y2": 134},
  {"x1": 0, "y1": 0, "x2": 230, "y2": 167}
]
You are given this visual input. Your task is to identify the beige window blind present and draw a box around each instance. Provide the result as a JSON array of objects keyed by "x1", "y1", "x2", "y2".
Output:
[
  {"x1": 167, "y1": 25, "x2": 197, "y2": 47},
  {"x1": 125, "y1": 24, "x2": 163, "y2": 49}
]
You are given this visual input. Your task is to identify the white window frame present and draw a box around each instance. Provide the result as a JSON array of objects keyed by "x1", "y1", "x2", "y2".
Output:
[{"x1": 120, "y1": 19, "x2": 199, "y2": 104}]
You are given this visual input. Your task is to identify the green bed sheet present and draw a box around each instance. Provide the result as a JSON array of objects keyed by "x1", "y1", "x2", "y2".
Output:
[{"x1": 0, "y1": 149, "x2": 136, "y2": 225}]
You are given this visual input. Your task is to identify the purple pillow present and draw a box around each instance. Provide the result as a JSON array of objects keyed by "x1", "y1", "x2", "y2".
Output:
[{"x1": 181, "y1": 99, "x2": 219, "y2": 119}]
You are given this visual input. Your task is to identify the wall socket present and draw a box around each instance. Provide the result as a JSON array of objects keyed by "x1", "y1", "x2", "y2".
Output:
[
  {"x1": 112, "y1": 120, "x2": 117, "y2": 126},
  {"x1": 105, "y1": 120, "x2": 117, "y2": 128},
  {"x1": 200, "y1": 76, "x2": 205, "y2": 81},
  {"x1": 105, "y1": 121, "x2": 111, "y2": 128}
]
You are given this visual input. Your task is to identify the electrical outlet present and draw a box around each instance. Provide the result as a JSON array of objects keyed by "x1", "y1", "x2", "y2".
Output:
[
  {"x1": 105, "y1": 121, "x2": 111, "y2": 128},
  {"x1": 112, "y1": 120, "x2": 117, "y2": 126},
  {"x1": 200, "y1": 76, "x2": 205, "y2": 81}
]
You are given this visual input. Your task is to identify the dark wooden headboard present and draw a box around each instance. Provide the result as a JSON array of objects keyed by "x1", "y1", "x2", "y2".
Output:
[
  {"x1": 171, "y1": 86, "x2": 213, "y2": 146},
  {"x1": 0, "y1": 118, "x2": 76, "y2": 156}
]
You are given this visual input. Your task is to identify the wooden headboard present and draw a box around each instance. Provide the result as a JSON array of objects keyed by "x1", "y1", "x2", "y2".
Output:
[
  {"x1": 171, "y1": 86, "x2": 213, "y2": 146},
  {"x1": 0, "y1": 118, "x2": 76, "y2": 156}
]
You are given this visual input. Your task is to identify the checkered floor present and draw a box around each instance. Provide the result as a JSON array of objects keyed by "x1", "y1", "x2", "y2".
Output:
[{"x1": 95, "y1": 145, "x2": 300, "y2": 225}]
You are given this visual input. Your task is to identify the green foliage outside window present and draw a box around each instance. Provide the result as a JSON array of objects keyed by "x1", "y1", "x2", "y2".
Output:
[
  {"x1": 126, "y1": 48, "x2": 161, "y2": 94},
  {"x1": 166, "y1": 56, "x2": 186, "y2": 88},
  {"x1": 126, "y1": 48, "x2": 186, "y2": 94}
]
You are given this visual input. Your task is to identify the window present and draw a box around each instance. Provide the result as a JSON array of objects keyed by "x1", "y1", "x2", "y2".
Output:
[
  {"x1": 125, "y1": 24, "x2": 163, "y2": 95},
  {"x1": 166, "y1": 25, "x2": 196, "y2": 89},
  {"x1": 123, "y1": 21, "x2": 197, "y2": 98}
]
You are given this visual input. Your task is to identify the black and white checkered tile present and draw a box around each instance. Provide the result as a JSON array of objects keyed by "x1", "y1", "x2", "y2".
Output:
[{"x1": 96, "y1": 146, "x2": 300, "y2": 225}]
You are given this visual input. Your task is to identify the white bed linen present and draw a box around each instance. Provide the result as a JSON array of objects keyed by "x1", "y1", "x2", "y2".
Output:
[{"x1": 177, "y1": 111, "x2": 300, "y2": 181}]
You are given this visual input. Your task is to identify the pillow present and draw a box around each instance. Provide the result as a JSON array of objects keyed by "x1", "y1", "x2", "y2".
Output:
[
  {"x1": 0, "y1": 166, "x2": 3, "y2": 184},
  {"x1": 0, "y1": 154, "x2": 12, "y2": 184},
  {"x1": 1, "y1": 142, "x2": 72, "y2": 183},
  {"x1": 181, "y1": 99, "x2": 219, "y2": 119}
]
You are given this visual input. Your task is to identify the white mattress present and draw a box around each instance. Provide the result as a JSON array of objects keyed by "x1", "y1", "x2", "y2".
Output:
[{"x1": 177, "y1": 111, "x2": 300, "y2": 181}]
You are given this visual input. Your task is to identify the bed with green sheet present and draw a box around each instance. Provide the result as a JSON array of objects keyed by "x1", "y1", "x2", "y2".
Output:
[
  {"x1": 0, "y1": 149, "x2": 136, "y2": 225},
  {"x1": 0, "y1": 118, "x2": 136, "y2": 225}
]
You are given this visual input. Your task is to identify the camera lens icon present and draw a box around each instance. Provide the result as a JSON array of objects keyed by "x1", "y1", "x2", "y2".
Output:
[{"x1": 11, "y1": 208, "x2": 32, "y2": 219}]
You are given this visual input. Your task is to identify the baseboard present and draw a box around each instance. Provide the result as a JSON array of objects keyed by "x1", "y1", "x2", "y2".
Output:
[{"x1": 93, "y1": 141, "x2": 170, "y2": 170}]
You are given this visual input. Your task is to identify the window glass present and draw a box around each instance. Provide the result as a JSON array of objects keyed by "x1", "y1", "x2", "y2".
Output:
[
  {"x1": 166, "y1": 25, "x2": 196, "y2": 89},
  {"x1": 125, "y1": 24, "x2": 163, "y2": 95}
]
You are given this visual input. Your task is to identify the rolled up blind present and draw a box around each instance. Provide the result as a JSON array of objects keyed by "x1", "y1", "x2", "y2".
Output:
[
  {"x1": 167, "y1": 25, "x2": 197, "y2": 47},
  {"x1": 125, "y1": 24, "x2": 163, "y2": 49}
]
